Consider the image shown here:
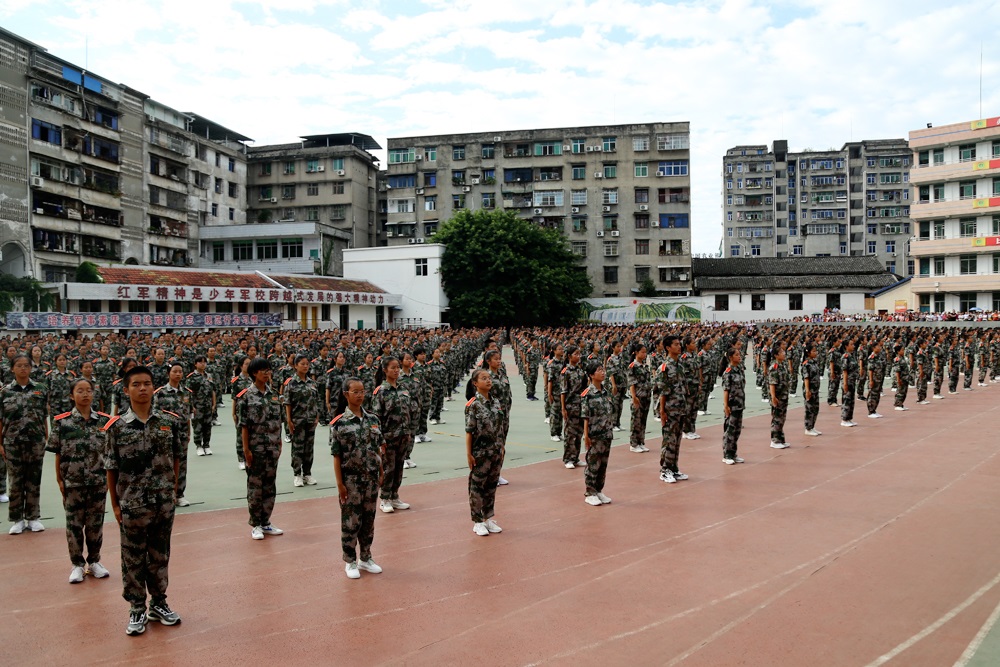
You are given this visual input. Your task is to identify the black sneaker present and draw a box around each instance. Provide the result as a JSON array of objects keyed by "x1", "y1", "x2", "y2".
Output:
[
  {"x1": 148, "y1": 601, "x2": 181, "y2": 626},
  {"x1": 126, "y1": 608, "x2": 147, "y2": 636}
]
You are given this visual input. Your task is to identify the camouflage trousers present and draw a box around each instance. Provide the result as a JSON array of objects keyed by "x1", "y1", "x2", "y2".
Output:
[
  {"x1": 176, "y1": 424, "x2": 190, "y2": 498},
  {"x1": 867, "y1": 374, "x2": 884, "y2": 414},
  {"x1": 723, "y1": 410, "x2": 743, "y2": 459},
  {"x1": 62, "y1": 484, "x2": 106, "y2": 567},
  {"x1": 933, "y1": 371, "x2": 944, "y2": 395},
  {"x1": 469, "y1": 437, "x2": 503, "y2": 523},
  {"x1": 611, "y1": 389, "x2": 625, "y2": 429},
  {"x1": 659, "y1": 413, "x2": 683, "y2": 474},
  {"x1": 698, "y1": 384, "x2": 712, "y2": 413},
  {"x1": 804, "y1": 394, "x2": 820, "y2": 430},
  {"x1": 525, "y1": 368, "x2": 538, "y2": 398},
  {"x1": 246, "y1": 448, "x2": 279, "y2": 527},
  {"x1": 585, "y1": 436, "x2": 612, "y2": 496},
  {"x1": 563, "y1": 405, "x2": 583, "y2": 464},
  {"x1": 430, "y1": 384, "x2": 444, "y2": 420},
  {"x1": 770, "y1": 399, "x2": 788, "y2": 444},
  {"x1": 789, "y1": 370, "x2": 799, "y2": 396},
  {"x1": 289, "y1": 422, "x2": 316, "y2": 477},
  {"x1": 380, "y1": 434, "x2": 408, "y2": 501},
  {"x1": 340, "y1": 473, "x2": 378, "y2": 563},
  {"x1": 630, "y1": 397, "x2": 651, "y2": 448},
  {"x1": 917, "y1": 371, "x2": 929, "y2": 401},
  {"x1": 403, "y1": 431, "x2": 417, "y2": 461},
  {"x1": 680, "y1": 392, "x2": 699, "y2": 434},
  {"x1": 894, "y1": 381, "x2": 908, "y2": 407},
  {"x1": 5, "y1": 441, "x2": 44, "y2": 522},
  {"x1": 549, "y1": 398, "x2": 564, "y2": 438},
  {"x1": 415, "y1": 394, "x2": 430, "y2": 438},
  {"x1": 948, "y1": 367, "x2": 959, "y2": 392},
  {"x1": 964, "y1": 366, "x2": 975, "y2": 389},
  {"x1": 120, "y1": 499, "x2": 175, "y2": 609},
  {"x1": 0, "y1": 451, "x2": 6, "y2": 494},
  {"x1": 827, "y1": 371, "x2": 842, "y2": 405},
  {"x1": 192, "y1": 413, "x2": 213, "y2": 448},
  {"x1": 980, "y1": 362, "x2": 989, "y2": 384},
  {"x1": 856, "y1": 372, "x2": 867, "y2": 400},
  {"x1": 840, "y1": 383, "x2": 857, "y2": 421}
]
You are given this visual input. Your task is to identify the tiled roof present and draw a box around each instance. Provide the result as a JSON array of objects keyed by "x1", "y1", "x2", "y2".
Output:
[
  {"x1": 272, "y1": 275, "x2": 386, "y2": 293},
  {"x1": 692, "y1": 256, "x2": 888, "y2": 278},
  {"x1": 97, "y1": 267, "x2": 274, "y2": 288},
  {"x1": 695, "y1": 274, "x2": 897, "y2": 292}
]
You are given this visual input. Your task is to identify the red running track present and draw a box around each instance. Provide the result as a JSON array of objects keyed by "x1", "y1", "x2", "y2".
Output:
[{"x1": 3, "y1": 391, "x2": 1000, "y2": 666}]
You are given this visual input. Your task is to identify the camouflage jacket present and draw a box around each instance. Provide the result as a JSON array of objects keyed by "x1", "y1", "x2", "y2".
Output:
[
  {"x1": 721, "y1": 364, "x2": 745, "y2": 410},
  {"x1": 371, "y1": 382, "x2": 414, "y2": 439},
  {"x1": 464, "y1": 392, "x2": 502, "y2": 448},
  {"x1": 237, "y1": 384, "x2": 282, "y2": 453},
  {"x1": 329, "y1": 408, "x2": 383, "y2": 478},
  {"x1": 892, "y1": 356, "x2": 911, "y2": 384},
  {"x1": 103, "y1": 408, "x2": 181, "y2": 509},
  {"x1": 627, "y1": 359, "x2": 652, "y2": 399},
  {"x1": 283, "y1": 375, "x2": 320, "y2": 425},
  {"x1": 867, "y1": 351, "x2": 887, "y2": 377},
  {"x1": 92, "y1": 357, "x2": 118, "y2": 390},
  {"x1": 490, "y1": 369, "x2": 512, "y2": 413},
  {"x1": 656, "y1": 357, "x2": 687, "y2": 415},
  {"x1": 152, "y1": 384, "x2": 192, "y2": 423},
  {"x1": 46, "y1": 407, "x2": 111, "y2": 487},
  {"x1": 46, "y1": 369, "x2": 77, "y2": 416},
  {"x1": 581, "y1": 383, "x2": 614, "y2": 441},
  {"x1": 186, "y1": 370, "x2": 214, "y2": 413},
  {"x1": 559, "y1": 364, "x2": 588, "y2": 407},
  {"x1": 767, "y1": 361, "x2": 790, "y2": 400},
  {"x1": 801, "y1": 358, "x2": 821, "y2": 394},
  {"x1": 0, "y1": 380, "x2": 49, "y2": 444}
]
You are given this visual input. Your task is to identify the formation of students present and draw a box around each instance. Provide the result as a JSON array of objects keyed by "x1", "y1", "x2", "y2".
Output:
[{"x1": 2, "y1": 321, "x2": 997, "y2": 636}]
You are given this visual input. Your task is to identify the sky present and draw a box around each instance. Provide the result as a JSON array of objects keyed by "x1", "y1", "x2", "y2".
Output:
[{"x1": 2, "y1": 0, "x2": 999, "y2": 255}]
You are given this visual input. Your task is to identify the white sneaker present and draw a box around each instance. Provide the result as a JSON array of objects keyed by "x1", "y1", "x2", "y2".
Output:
[
  {"x1": 473, "y1": 522, "x2": 490, "y2": 536},
  {"x1": 723, "y1": 457, "x2": 736, "y2": 465},
  {"x1": 435, "y1": 420, "x2": 446, "y2": 425},
  {"x1": 551, "y1": 435, "x2": 561, "y2": 442},
  {"x1": 544, "y1": 417, "x2": 550, "y2": 424},
  {"x1": 204, "y1": 447, "x2": 212, "y2": 456},
  {"x1": 238, "y1": 461, "x2": 246, "y2": 470},
  {"x1": 485, "y1": 519, "x2": 502, "y2": 533},
  {"x1": 761, "y1": 398, "x2": 770, "y2": 403},
  {"x1": 293, "y1": 475, "x2": 304, "y2": 487},
  {"x1": 640, "y1": 444, "x2": 650, "y2": 452},
  {"x1": 251, "y1": 526, "x2": 264, "y2": 540},
  {"x1": 918, "y1": 400, "x2": 930, "y2": 405},
  {"x1": 175, "y1": 497, "x2": 190, "y2": 507},
  {"x1": 654, "y1": 415, "x2": 661, "y2": 421},
  {"x1": 891, "y1": 387, "x2": 897, "y2": 392},
  {"x1": 613, "y1": 426, "x2": 623, "y2": 432},
  {"x1": 770, "y1": 441, "x2": 787, "y2": 449},
  {"x1": 421, "y1": 435, "x2": 432, "y2": 442},
  {"x1": 660, "y1": 471, "x2": 677, "y2": 484},
  {"x1": 283, "y1": 434, "x2": 291, "y2": 442},
  {"x1": 261, "y1": 524, "x2": 283, "y2": 536},
  {"x1": 574, "y1": 460, "x2": 586, "y2": 468},
  {"x1": 69, "y1": 566, "x2": 85, "y2": 584},
  {"x1": 805, "y1": 429, "x2": 822, "y2": 436},
  {"x1": 405, "y1": 460, "x2": 416, "y2": 469},
  {"x1": 196, "y1": 447, "x2": 206, "y2": 456},
  {"x1": 867, "y1": 413, "x2": 883, "y2": 419},
  {"x1": 933, "y1": 394, "x2": 944, "y2": 399},
  {"x1": 345, "y1": 562, "x2": 361, "y2": 579},
  {"x1": 212, "y1": 419, "x2": 221, "y2": 426},
  {"x1": 674, "y1": 470, "x2": 688, "y2": 480},
  {"x1": 430, "y1": 419, "x2": 439, "y2": 425},
  {"x1": 702, "y1": 410, "x2": 711, "y2": 415},
  {"x1": 89, "y1": 562, "x2": 110, "y2": 578},
  {"x1": 390, "y1": 499, "x2": 410, "y2": 510},
  {"x1": 497, "y1": 476, "x2": 509, "y2": 486},
  {"x1": 585, "y1": 495, "x2": 603, "y2": 506},
  {"x1": 28, "y1": 520, "x2": 44, "y2": 532},
  {"x1": 564, "y1": 462, "x2": 575, "y2": 469},
  {"x1": 442, "y1": 406, "x2": 449, "y2": 410},
  {"x1": 0, "y1": 493, "x2": 8, "y2": 503},
  {"x1": 303, "y1": 475, "x2": 317, "y2": 485},
  {"x1": 894, "y1": 406, "x2": 909, "y2": 411},
  {"x1": 789, "y1": 393, "x2": 797, "y2": 398},
  {"x1": 733, "y1": 456, "x2": 745, "y2": 463},
  {"x1": 402, "y1": 460, "x2": 411, "y2": 469},
  {"x1": 358, "y1": 558, "x2": 383, "y2": 573},
  {"x1": 597, "y1": 492, "x2": 612, "y2": 504},
  {"x1": 380, "y1": 500, "x2": 394, "y2": 513},
  {"x1": 629, "y1": 445, "x2": 644, "y2": 453},
  {"x1": 841, "y1": 421, "x2": 855, "y2": 427},
  {"x1": 697, "y1": 410, "x2": 705, "y2": 416}
]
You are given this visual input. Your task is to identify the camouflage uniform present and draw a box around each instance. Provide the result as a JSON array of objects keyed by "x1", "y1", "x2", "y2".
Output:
[
  {"x1": 205, "y1": 357, "x2": 226, "y2": 420},
  {"x1": 768, "y1": 360, "x2": 790, "y2": 444},
  {"x1": 932, "y1": 344, "x2": 945, "y2": 395},
  {"x1": 325, "y1": 365, "x2": 350, "y2": 415},
  {"x1": 149, "y1": 362, "x2": 171, "y2": 390},
  {"x1": 547, "y1": 357, "x2": 565, "y2": 437},
  {"x1": 46, "y1": 369, "x2": 77, "y2": 418},
  {"x1": 371, "y1": 382, "x2": 413, "y2": 502},
  {"x1": 465, "y1": 392, "x2": 503, "y2": 523},
  {"x1": 524, "y1": 345, "x2": 541, "y2": 399},
  {"x1": 721, "y1": 364, "x2": 745, "y2": 459},
  {"x1": 964, "y1": 340, "x2": 976, "y2": 389},
  {"x1": 490, "y1": 368, "x2": 512, "y2": 446},
  {"x1": 948, "y1": 343, "x2": 961, "y2": 393},
  {"x1": 893, "y1": 355, "x2": 910, "y2": 408},
  {"x1": 1, "y1": 380, "x2": 49, "y2": 522},
  {"x1": 46, "y1": 408, "x2": 110, "y2": 567},
  {"x1": 656, "y1": 357, "x2": 687, "y2": 476},
  {"x1": 605, "y1": 352, "x2": 626, "y2": 428},
  {"x1": 186, "y1": 370, "x2": 215, "y2": 450},
  {"x1": 801, "y1": 356, "x2": 822, "y2": 431},
  {"x1": 841, "y1": 351, "x2": 859, "y2": 422},
  {"x1": 330, "y1": 408, "x2": 383, "y2": 563},
  {"x1": 398, "y1": 370, "x2": 423, "y2": 460},
  {"x1": 680, "y1": 351, "x2": 701, "y2": 435},
  {"x1": 827, "y1": 346, "x2": 843, "y2": 405},
  {"x1": 357, "y1": 364, "x2": 377, "y2": 412},
  {"x1": 915, "y1": 346, "x2": 930, "y2": 402},
  {"x1": 559, "y1": 363, "x2": 588, "y2": 465},
  {"x1": 237, "y1": 384, "x2": 283, "y2": 528},
  {"x1": 152, "y1": 384, "x2": 192, "y2": 498},
  {"x1": 627, "y1": 358, "x2": 652, "y2": 449},
  {"x1": 283, "y1": 375, "x2": 319, "y2": 478},
  {"x1": 581, "y1": 383, "x2": 613, "y2": 497},
  {"x1": 103, "y1": 408, "x2": 181, "y2": 612},
  {"x1": 867, "y1": 351, "x2": 886, "y2": 415},
  {"x1": 412, "y1": 362, "x2": 432, "y2": 441},
  {"x1": 111, "y1": 379, "x2": 131, "y2": 416},
  {"x1": 231, "y1": 373, "x2": 253, "y2": 464},
  {"x1": 426, "y1": 359, "x2": 447, "y2": 420}
]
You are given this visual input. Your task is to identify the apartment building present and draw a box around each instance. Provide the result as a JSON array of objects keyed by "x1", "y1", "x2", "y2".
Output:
[
  {"x1": 386, "y1": 123, "x2": 693, "y2": 297},
  {"x1": 225, "y1": 134, "x2": 382, "y2": 276},
  {"x1": 722, "y1": 139, "x2": 913, "y2": 275},
  {"x1": 0, "y1": 27, "x2": 251, "y2": 283},
  {"x1": 908, "y1": 116, "x2": 1000, "y2": 312}
]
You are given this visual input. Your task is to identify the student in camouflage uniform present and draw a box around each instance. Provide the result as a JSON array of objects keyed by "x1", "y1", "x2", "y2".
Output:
[
  {"x1": 801, "y1": 344, "x2": 822, "y2": 436},
  {"x1": 1, "y1": 354, "x2": 50, "y2": 534},
  {"x1": 581, "y1": 362, "x2": 614, "y2": 505},
  {"x1": 324, "y1": 351, "x2": 350, "y2": 423},
  {"x1": 284, "y1": 354, "x2": 320, "y2": 487},
  {"x1": 411, "y1": 348, "x2": 433, "y2": 445},
  {"x1": 932, "y1": 336, "x2": 946, "y2": 398},
  {"x1": 427, "y1": 347, "x2": 447, "y2": 423},
  {"x1": 546, "y1": 344, "x2": 566, "y2": 438},
  {"x1": 721, "y1": 347, "x2": 745, "y2": 464},
  {"x1": 357, "y1": 352, "x2": 377, "y2": 412},
  {"x1": 149, "y1": 349, "x2": 170, "y2": 389},
  {"x1": 915, "y1": 338, "x2": 930, "y2": 404},
  {"x1": 866, "y1": 340, "x2": 886, "y2": 418},
  {"x1": 947, "y1": 338, "x2": 961, "y2": 394},
  {"x1": 656, "y1": 336, "x2": 688, "y2": 484},
  {"x1": 152, "y1": 363, "x2": 193, "y2": 507},
  {"x1": 963, "y1": 335, "x2": 976, "y2": 390},
  {"x1": 46, "y1": 353, "x2": 76, "y2": 419},
  {"x1": 559, "y1": 346, "x2": 587, "y2": 469},
  {"x1": 396, "y1": 352, "x2": 421, "y2": 468},
  {"x1": 840, "y1": 339, "x2": 859, "y2": 426},
  {"x1": 523, "y1": 337, "x2": 541, "y2": 400},
  {"x1": 680, "y1": 337, "x2": 702, "y2": 440},
  {"x1": 371, "y1": 356, "x2": 413, "y2": 513},
  {"x1": 627, "y1": 343, "x2": 652, "y2": 453},
  {"x1": 465, "y1": 369, "x2": 503, "y2": 536},
  {"x1": 230, "y1": 356, "x2": 252, "y2": 469},
  {"x1": 112, "y1": 357, "x2": 138, "y2": 416},
  {"x1": 330, "y1": 377, "x2": 384, "y2": 579},
  {"x1": 238, "y1": 358, "x2": 284, "y2": 540},
  {"x1": 605, "y1": 339, "x2": 626, "y2": 429},
  {"x1": 827, "y1": 338, "x2": 843, "y2": 406},
  {"x1": 78, "y1": 360, "x2": 104, "y2": 417},
  {"x1": 892, "y1": 345, "x2": 911, "y2": 411},
  {"x1": 187, "y1": 356, "x2": 216, "y2": 456},
  {"x1": 205, "y1": 347, "x2": 226, "y2": 424},
  {"x1": 47, "y1": 377, "x2": 112, "y2": 583},
  {"x1": 767, "y1": 345, "x2": 791, "y2": 448},
  {"x1": 104, "y1": 365, "x2": 183, "y2": 636}
]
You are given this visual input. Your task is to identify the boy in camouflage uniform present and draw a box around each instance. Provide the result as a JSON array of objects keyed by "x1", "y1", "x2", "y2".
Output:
[
  {"x1": 801, "y1": 345, "x2": 822, "y2": 436},
  {"x1": 627, "y1": 345, "x2": 652, "y2": 453},
  {"x1": 866, "y1": 341, "x2": 886, "y2": 418},
  {"x1": 656, "y1": 336, "x2": 688, "y2": 484},
  {"x1": 767, "y1": 346, "x2": 791, "y2": 448},
  {"x1": 465, "y1": 369, "x2": 503, "y2": 536},
  {"x1": 187, "y1": 356, "x2": 216, "y2": 456},
  {"x1": 1, "y1": 354, "x2": 50, "y2": 534},
  {"x1": 581, "y1": 362, "x2": 614, "y2": 505},
  {"x1": 721, "y1": 347, "x2": 745, "y2": 464},
  {"x1": 238, "y1": 358, "x2": 284, "y2": 540}
]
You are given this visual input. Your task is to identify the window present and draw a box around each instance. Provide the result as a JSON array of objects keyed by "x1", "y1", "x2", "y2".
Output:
[
  {"x1": 885, "y1": 240, "x2": 895, "y2": 253},
  {"x1": 571, "y1": 241, "x2": 587, "y2": 256},
  {"x1": 283, "y1": 161, "x2": 295, "y2": 175},
  {"x1": 423, "y1": 173, "x2": 436, "y2": 188},
  {"x1": 330, "y1": 204, "x2": 347, "y2": 220},
  {"x1": 603, "y1": 241, "x2": 619, "y2": 256},
  {"x1": 934, "y1": 256, "x2": 945, "y2": 275},
  {"x1": 657, "y1": 161, "x2": 689, "y2": 176},
  {"x1": 959, "y1": 181, "x2": 977, "y2": 199},
  {"x1": 452, "y1": 145, "x2": 466, "y2": 160},
  {"x1": 332, "y1": 181, "x2": 345, "y2": 195},
  {"x1": 789, "y1": 294, "x2": 803, "y2": 310},
  {"x1": 602, "y1": 137, "x2": 617, "y2": 152},
  {"x1": 635, "y1": 162, "x2": 648, "y2": 178},
  {"x1": 867, "y1": 241, "x2": 876, "y2": 254},
  {"x1": 415, "y1": 258, "x2": 428, "y2": 276},
  {"x1": 482, "y1": 169, "x2": 495, "y2": 181},
  {"x1": 282, "y1": 185, "x2": 295, "y2": 199},
  {"x1": 994, "y1": 254, "x2": 1000, "y2": 274},
  {"x1": 504, "y1": 168, "x2": 532, "y2": 183},
  {"x1": 388, "y1": 198, "x2": 414, "y2": 213},
  {"x1": 604, "y1": 266, "x2": 618, "y2": 283},
  {"x1": 572, "y1": 217, "x2": 587, "y2": 233},
  {"x1": 867, "y1": 223, "x2": 878, "y2": 234},
  {"x1": 481, "y1": 144, "x2": 495, "y2": 159},
  {"x1": 959, "y1": 144, "x2": 977, "y2": 162},
  {"x1": 994, "y1": 177, "x2": 1000, "y2": 196},
  {"x1": 933, "y1": 183, "x2": 945, "y2": 201},
  {"x1": 994, "y1": 141, "x2": 1000, "y2": 158},
  {"x1": 452, "y1": 170, "x2": 465, "y2": 185},
  {"x1": 281, "y1": 238, "x2": 303, "y2": 258},
  {"x1": 389, "y1": 148, "x2": 415, "y2": 164},
  {"x1": 228, "y1": 182, "x2": 238, "y2": 198},
  {"x1": 714, "y1": 294, "x2": 729, "y2": 311},
  {"x1": 212, "y1": 242, "x2": 224, "y2": 261},
  {"x1": 659, "y1": 213, "x2": 689, "y2": 228},
  {"x1": 730, "y1": 245, "x2": 740, "y2": 257},
  {"x1": 571, "y1": 138, "x2": 585, "y2": 154},
  {"x1": 635, "y1": 239, "x2": 649, "y2": 255},
  {"x1": 331, "y1": 158, "x2": 344, "y2": 171},
  {"x1": 826, "y1": 294, "x2": 841, "y2": 310},
  {"x1": 751, "y1": 244, "x2": 761, "y2": 256},
  {"x1": 258, "y1": 163, "x2": 272, "y2": 176},
  {"x1": 424, "y1": 222, "x2": 438, "y2": 236},
  {"x1": 534, "y1": 142, "x2": 561, "y2": 156},
  {"x1": 635, "y1": 266, "x2": 650, "y2": 282},
  {"x1": 960, "y1": 218, "x2": 977, "y2": 237},
  {"x1": 792, "y1": 245, "x2": 803, "y2": 255},
  {"x1": 452, "y1": 194, "x2": 466, "y2": 209},
  {"x1": 603, "y1": 164, "x2": 617, "y2": 178},
  {"x1": 572, "y1": 165, "x2": 586, "y2": 180},
  {"x1": 31, "y1": 119, "x2": 61, "y2": 145},
  {"x1": 307, "y1": 183, "x2": 319, "y2": 196},
  {"x1": 211, "y1": 203, "x2": 219, "y2": 217},
  {"x1": 656, "y1": 134, "x2": 689, "y2": 150},
  {"x1": 603, "y1": 216, "x2": 618, "y2": 231},
  {"x1": 305, "y1": 207, "x2": 319, "y2": 221},
  {"x1": 934, "y1": 220, "x2": 945, "y2": 239},
  {"x1": 424, "y1": 148, "x2": 436, "y2": 162},
  {"x1": 960, "y1": 254, "x2": 978, "y2": 275},
  {"x1": 960, "y1": 292, "x2": 978, "y2": 311},
  {"x1": 229, "y1": 207, "x2": 235, "y2": 221},
  {"x1": 481, "y1": 192, "x2": 495, "y2": 208},
  {"x1": 751, "y1": 294, "x2": 765, "y2": 310},
  {"x1": 602, "y1": 189, "x2": 619, "y2": 205},
  {"x1": 425, "y1": 196, "x2": 437, "y2": 211},
  {"x1": 571, "y1": 189, "x2": 587, "y2": 205},
  {"x1": 839, "y1": 241, "x2": 847, "y2": 254},
  {"x1": 388, "y1": 174, "x2": 416, "y2": 188},
  {"x1": 233, "y1": 241, "x2": 253, "y2": 261},
  {"x1": 533, "y1": 190, "x2": 564, "y2": 207},
  {"x1": 635, "y1": 214, "x2": 649, "y2": 229},
  {"x1": 256, "y1": 239, "x2": 278, "y2": 260}
]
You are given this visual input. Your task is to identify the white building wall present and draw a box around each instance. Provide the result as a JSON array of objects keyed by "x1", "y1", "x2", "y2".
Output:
[
  {"x1": 700, "y1": 291, "x2": 868, "y2": 322},
  {"x1": 343, "y1": 243, "x2": 448, "y2": 326}
]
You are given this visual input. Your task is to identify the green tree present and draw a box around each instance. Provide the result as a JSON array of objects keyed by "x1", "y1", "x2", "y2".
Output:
[
  {"x1": 636, "y1": 278, "x2": 657, "y2": 297},
  {"x1": 75, "y1": 261, "x2": 102, "y2": 283},
  {"x1": 0, "y1": 274, "x2": 55, "y2": 316},
  {"x1": 432, "y1": 209, "x2": 592, "y2": 326}
]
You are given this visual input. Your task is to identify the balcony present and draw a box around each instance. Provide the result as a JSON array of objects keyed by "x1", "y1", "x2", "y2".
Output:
[
  {"x1": 909, "y1": 236, "x2": 1000, "y2": 257},
  {"x1": 912, "y1": 196, "x2": 1000, "y2": 219},
  {"x1": 911, "y1": 273, "x2": 1000, "y2": 293},
  {"x1": 148, "y1": 216, "x2": 189, "y2": 239},
  {"x1": 910, "y1": 158, "x2": 1000, "y2": 185}
]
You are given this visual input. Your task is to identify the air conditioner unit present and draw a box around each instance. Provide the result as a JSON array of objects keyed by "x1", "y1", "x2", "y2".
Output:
[
  {"x1": 494, "y1": 136, "x2": 502, "y2": 142},
  {"x1": 416, "y1": 188, "x2": 425, "y2": 195},
  {"x1": 596, "y1": 231, "x2": 605, "y2": 237},
  {"x1": 891, "y1": 252, "x2": 897, "y2": 257},
  {"x1": 533, "y1": 208, "x2": 544, "y2": 214},
  {"x1": 611, "y1": 230, "x2": 620, "y2": 237},
  {"x1": 385, "y1": 184, "x2": 392, "y2": 189},
  {"x1": 471, "y1": 178, "x2": 480, "y2": 185},
  {"x1": 561, "y1": 145, "x2": 572, "y2": 152},
  {"x1": 146, "y1": 114, "x2": 156, "y2": 123},
  {"x1": 678, "y1": 273, "x2": 689, "y2": 281},
  {"x1": 571, "y1": 207, "x2": 580, "y2": 213},
  {"x1": 595, "y1": 173, "x2": 603, "y2": 178},
  {"x1": 269, "y1": 197, "x2": 277, "y2": 203},
  {"x1": 416, "y1": 238, "x2": 426, "y2": 244},
  {"x1": 30, "y1": 176, "x2": 44, "y2": 187},
  {"x1": 639, "y1": 204, "x2": 648, "y2": 211},
  {"x1": 336, "y1": 170, "x2": 345, "y2": 176},
  {"x1": 415, "y1": 154, "x2": 423, "y2": 161},
  {"x1": 386, "y1": 231, "x2": 394, "y2": 238},
  {"x1": 586, "y1": 146, "x2": 596, "y2": 152},
  {"x1": 650, "y1": 220, "x2": 660, "y2": 228},
  {"x1": 34, "y1": 207, "x2": 45, "y2": 214},
  {"x1": 463, "y1": 186, "x2": 471, "y2": 192},
  {"x1": 657, "y1": 170, "x2": 667, "y2": 177},
  {"x1": 316, "y1": 165, "x2": 325, "y2": 172},
  {"x1": 603, "y1": 206, "x2": 612, "y2": 212},
  {"x1": 408, "y1": 238, "x2": 416, "y2": 244}
]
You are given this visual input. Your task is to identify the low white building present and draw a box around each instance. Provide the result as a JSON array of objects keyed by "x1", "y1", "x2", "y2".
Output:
[{"x1": 343, "y1": 243, "x2": 448, "y2": 327}]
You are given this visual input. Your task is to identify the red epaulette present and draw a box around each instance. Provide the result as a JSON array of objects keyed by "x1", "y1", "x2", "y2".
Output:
[
  {"x1": 96, "y1": 411, "x2": 111, "y2": 418},
  {"x1": 283, "y1": 377, "x2": 293, "y2": 386},
  {"x1": 44, "y1": 369, "x2": 53, "y2": 376},
  {"x1": 329, "y1": 413, "x2": 344, "y2": 426},
  {"x1": 465, "y1": 396, "x2": 476, "y2": 407},
  {"x1": 236, "y1": 387, "x2": 249, "y2": 399},
  {"x1": 231, "y1": 376, "x2": 239, "y2": 384},
  {"x1": 311, "y1": 357, "x2": 319, "y2": 363},
  {"x1": 186, "y1": 371, "x2": 195, "y2": 377},
  {"x1": 101, "y1": 415, "x2": 120, "y2": 431},
  {"x1": 561, "y1": 367, "x2": 568, "y2": 374},
  {"x1": 53, "y1": 411, "x2": 72, "y2": 421},
  {"x1": 724, "y1": 367, "x2": 731, "y2": 374},
  {"x1": 771, "y1": 363, "x2": 778, "y2": 370},
  {"x1": 327, "y1": 367, "x2": 339, "y2": 374},
  {"x1": 153, "y1": 386, "x2": 163, "y2": 394},
  {"x1": 628, "y1": 361, "x2": 637, "y2": 368},
  {"x1": 660, "y1": 363, "x2": 667, "y2": 371},
  {"x1": 357, "y1": 365, "x2": 366, "y2": 371},
  {"x1": 580, "y1": 387, "x2": 589, "y2": 397},
  {"x1": 162, "y1": 410, "x2": 180, "y2": 418},
  {"x1": 372, "y1": 385, "x2": 382, "y2": 395},
  {"x1": 112, "y1": 378, "x2": 122, "y2": 386},
  {"x1": 186, "y1": 387, "x2": 194, "y2": 394}
]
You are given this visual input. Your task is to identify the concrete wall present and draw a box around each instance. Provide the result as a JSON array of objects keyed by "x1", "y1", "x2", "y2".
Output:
[{"x1": 343, "y1": 243, "x2": 448, "y2": 326}]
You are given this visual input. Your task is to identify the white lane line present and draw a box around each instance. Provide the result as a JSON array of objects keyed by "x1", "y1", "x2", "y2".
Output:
[{"x1": 954, "y1": 594, "x2": 1000, "y2": 667}]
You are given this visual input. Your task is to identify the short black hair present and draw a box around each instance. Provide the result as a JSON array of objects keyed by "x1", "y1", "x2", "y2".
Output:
[
  {"x1": 248, "y1": 358, "x2": 271, "y2": 378},
  {"x1": 124, "y1": 365, "x2": 153, "y2": 385},
  {"x1": 194, "y1": 354, "x2": 207, "y2": 363}
]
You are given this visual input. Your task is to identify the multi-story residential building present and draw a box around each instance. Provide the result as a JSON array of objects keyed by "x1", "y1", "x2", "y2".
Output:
[
  {"x1": 722, "y1": 139, "x2": 913, "y2": 275},
  {"x1": 230, "y1": 134, "x2": 381, "y2": 276},
  {"x1": 908, "y1": 115, "x2": 1000, "y2": 312},
  {"x1": 386, "y1": 123, "x2": 693, "y2": 297}
]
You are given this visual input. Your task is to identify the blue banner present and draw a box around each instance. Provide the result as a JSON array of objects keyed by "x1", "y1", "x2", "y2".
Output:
[{"x1": 5, "y1": 312, "x2": 283, "y2": 330}]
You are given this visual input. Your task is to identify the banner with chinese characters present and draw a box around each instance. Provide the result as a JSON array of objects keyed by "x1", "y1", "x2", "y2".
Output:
[
  {"x1": 970, "y1": 117, "x2": 1000, "y2": 130},
  {"x1": 63, "y1": 284, "x2": 396, "y2": 306},
  {"x1": 5, "y1": 312, "x2": 283, "y2": 330}
]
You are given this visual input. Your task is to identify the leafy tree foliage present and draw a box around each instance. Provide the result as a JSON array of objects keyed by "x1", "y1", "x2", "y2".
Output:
[
  {"x1": 0, "y1": 273, "x2": 55, "y2": 316},
  {"x1": 75, "y1": 261, "x2": 102, "y2": 283},
  {"x1": 637, "y1": 278, "x2": 657, "y2": 297},
  {"x1": 433, "y1": 209, "x2": 593, "y2": 327}
]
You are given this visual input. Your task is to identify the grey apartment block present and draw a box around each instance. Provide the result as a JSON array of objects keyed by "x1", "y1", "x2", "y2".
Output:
[
  {"x1": 386, "y1": 123, "x2": 693, "y2": 298},
  {"x1": 722, "y1": 139, "x2": 913, "y2": 276}
]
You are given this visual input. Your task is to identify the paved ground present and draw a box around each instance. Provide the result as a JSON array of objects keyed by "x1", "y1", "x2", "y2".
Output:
[{"x1": 4, "y1": 350, "x2": 1000, "y2": 666}]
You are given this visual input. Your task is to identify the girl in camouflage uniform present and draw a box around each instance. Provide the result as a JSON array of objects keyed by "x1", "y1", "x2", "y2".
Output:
[
  {"x1": 582, "y1": 362, "x2": 614, "y2": 505},
  {"x1": 284, "y1": 355, "x2": 320, "y2": 487},
  {"x1": 46, "y1": 353, "x2": 76, "y2": 419},
  {"x1": 465, "y1": 369, "x2": 503, "y2": 536}
]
